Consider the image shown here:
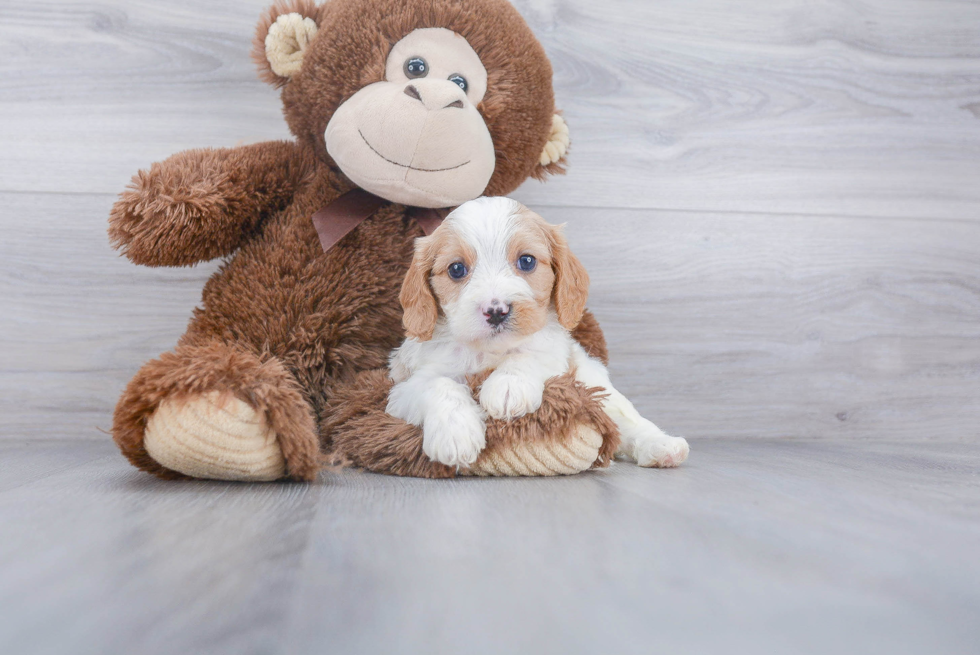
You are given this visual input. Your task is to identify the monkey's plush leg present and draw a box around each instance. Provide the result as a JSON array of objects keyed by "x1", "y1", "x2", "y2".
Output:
[
  {"x1": 320, "y1": 309, "x2": 617, "y2": 478},
  {"x1": 108, "y1": 141, "x2": 313, "y2": 267},
  {"x1": 113, "y1": 342, "x2": 320, "y2": 481},
  {"x1": 321, "y1": 369, "x2": 619, "y2": 478},
  {"x1": 319, "y1": 370, "x2": 457, "y2": 479}
]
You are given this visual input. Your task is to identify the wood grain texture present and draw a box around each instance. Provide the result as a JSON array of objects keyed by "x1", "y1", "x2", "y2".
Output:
[
  {"x1": 0, "y1": 191, "x2": 219, "y2": 437},
  {"x1": 1, "y1": 0, "x2": 979, "y2": 441},
  {"x1": 1, "y1": 439, "x2": 978, "y2": 654},
  {"x1": 2, "y1": 3, "x2": 978, "y2": 652},
  {"x1": 513, "y1": 0, "x2": 980, "y2": 218},
  {"x1": 561, "y1": 206, "x2": 980, "y2": 441},
  {"x1": 1, "y1": 0, "x2": 979, "y2": 218},
  {"x1": 2, "y1": 192, "x2": 979, "y2": 440}
]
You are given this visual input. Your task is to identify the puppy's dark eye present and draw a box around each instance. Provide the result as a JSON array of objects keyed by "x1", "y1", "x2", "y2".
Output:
[
  {"x1": 448, "y1": 262, "x2": 468, "y2": 279},
  {"x1": 448, "y1": 74, "x2": 468, "y2": 92},
  {"x1": 404, "y1": 57, "x2": 428, "y2": 78},
  {"x1": 517, "y1": 254, "x2": 536, "y2": 272}
]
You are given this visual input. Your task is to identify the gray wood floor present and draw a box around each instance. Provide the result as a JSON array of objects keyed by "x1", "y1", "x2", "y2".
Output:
[
  {"x1": 1, "y1": 439, "x2": 978, "y2": 655},
  {"x1": 2, "y1": 1, "x2": 979, "y2": 653}
]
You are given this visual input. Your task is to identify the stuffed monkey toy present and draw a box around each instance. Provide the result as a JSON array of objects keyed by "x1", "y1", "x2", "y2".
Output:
[{"x1": 109, "y1": 0, "x2": 618, "y2": 481}]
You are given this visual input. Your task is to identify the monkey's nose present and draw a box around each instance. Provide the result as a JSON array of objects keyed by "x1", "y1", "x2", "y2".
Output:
[
  {"x1": 404, "y1": 81, "x2": 467, "y2": 111},
  {"x1": 484, "y1": 304, "x2": 510, "y2": 327},
  {"x1": 404, "y1": 85, "x2": 422, "y2": 101}
]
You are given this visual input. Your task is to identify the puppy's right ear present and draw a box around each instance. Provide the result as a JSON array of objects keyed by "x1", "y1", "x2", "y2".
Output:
[{"x1": 400, "y1": 238, "x2": 439, "y2": 341}]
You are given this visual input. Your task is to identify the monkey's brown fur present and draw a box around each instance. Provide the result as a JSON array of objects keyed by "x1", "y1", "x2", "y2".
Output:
[
  {"x1": 323, "y1": 369, "x2": 620, "y2": 478},
  {"x1": 109, "y1": 0, "x2": 611, "y2": 481}
]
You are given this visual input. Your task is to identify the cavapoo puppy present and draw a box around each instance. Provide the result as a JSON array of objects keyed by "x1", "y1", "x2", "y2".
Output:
[{"x1": 386, "y1": 197, "x2": 689, "y2": 470}]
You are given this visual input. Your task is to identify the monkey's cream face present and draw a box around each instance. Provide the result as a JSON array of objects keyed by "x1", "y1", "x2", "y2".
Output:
[{"x1": 325, "y1": 28, "x2": 496, "y2": 208}]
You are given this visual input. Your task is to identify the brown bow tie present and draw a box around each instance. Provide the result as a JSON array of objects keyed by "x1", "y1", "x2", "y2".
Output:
[{"x1": 311, "y1": 188, "x2": 450, "y2": 253}]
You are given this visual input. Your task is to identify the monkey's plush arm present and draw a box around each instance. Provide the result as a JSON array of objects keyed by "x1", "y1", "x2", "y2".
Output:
[{"x1": 108, "y1": 141, "x2": 311, "y2": 266}]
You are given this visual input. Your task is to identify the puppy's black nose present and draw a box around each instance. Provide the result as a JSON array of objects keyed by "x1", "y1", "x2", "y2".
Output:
[{"x1": 485, "y1": 305, "x2": 510, "y2": 327}]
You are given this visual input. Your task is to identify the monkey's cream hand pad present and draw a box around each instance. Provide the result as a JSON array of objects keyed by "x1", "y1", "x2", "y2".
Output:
[
  {"x1": 540, "y1": 114, "x2": 570, "y2": 166},
  {"x1": 144, "y1": 391, "x2": 287, "y2": 481},
  {"x1": 325, "y1": 28, "x2": 495, "y2": 208}
]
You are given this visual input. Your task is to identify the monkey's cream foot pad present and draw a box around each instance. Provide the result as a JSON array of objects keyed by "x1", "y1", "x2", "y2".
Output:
[
  {"x1": 464, "y1": 425, "x2": 604, "y2": 477},
  {"x1": 143, "y1": 391, "x2": 287, "y2": 481}
]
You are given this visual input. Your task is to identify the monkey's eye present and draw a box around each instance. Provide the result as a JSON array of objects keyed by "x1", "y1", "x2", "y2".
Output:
[
  {"x1": 517, "y1": 254, "x2": 536, "y2": 272},
  {"x1": 448, "y1": 262, "x2": 468, "y2": 279},
  {"x1": 404, "y1": 57, "x2": 428, "y2": 79},
  {"x1": 448, "y1": 74, "x2": 468, "y2": 92}
]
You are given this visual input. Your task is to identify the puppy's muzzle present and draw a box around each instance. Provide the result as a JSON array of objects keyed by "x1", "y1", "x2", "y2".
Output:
[{"x1": 484, "y1": 301, "x2": 511, "y2": 327}]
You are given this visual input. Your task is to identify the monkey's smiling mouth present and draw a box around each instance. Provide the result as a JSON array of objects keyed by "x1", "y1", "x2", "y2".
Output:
[{"x1": 358, "y1": 129, "x2": 470, "y2": 173}]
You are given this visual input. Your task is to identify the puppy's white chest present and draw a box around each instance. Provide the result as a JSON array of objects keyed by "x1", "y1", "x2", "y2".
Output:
[{"x1": 462, "y1": 343, "x2": 533, "y2": 377}]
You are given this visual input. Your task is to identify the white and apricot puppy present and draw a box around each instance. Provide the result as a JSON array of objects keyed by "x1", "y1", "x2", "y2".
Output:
[{"x1": 386, "y1": 197, "x2": 689, "y2": 470}]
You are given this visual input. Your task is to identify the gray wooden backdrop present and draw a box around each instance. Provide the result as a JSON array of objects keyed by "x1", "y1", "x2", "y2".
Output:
[{"x1": 1, "y1": 0, "x2": 978, "y2": 442}]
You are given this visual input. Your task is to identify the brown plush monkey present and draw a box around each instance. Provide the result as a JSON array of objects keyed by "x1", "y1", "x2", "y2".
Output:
[{"x1": 108, "y1": 0, "x2": 617, "y2": 482}]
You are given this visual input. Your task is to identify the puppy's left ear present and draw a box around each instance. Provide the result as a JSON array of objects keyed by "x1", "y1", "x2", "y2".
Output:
[
  {"x1": 549, "y1": 224, "x2": 589, "y2": 330},
  {"x1": 532, "y1": 114, "x2": 570, "y2": 180},
  {"x1": 399, "y1": 237, "x2": 439, "y2": 341}
]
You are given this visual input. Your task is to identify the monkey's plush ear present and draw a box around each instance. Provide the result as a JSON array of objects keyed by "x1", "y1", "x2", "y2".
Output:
[
  {"x1": 252, "y1": 0, "x2": 321, "y2": 87},
  {"x1": 534, "y1": 114, "x2": 571, "y2": 179}
]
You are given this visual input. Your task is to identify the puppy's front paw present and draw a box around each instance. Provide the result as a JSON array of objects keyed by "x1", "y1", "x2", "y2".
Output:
[
  {"x1": 634, "y1": 433, "x2": 689, "y2": 468},
  {"x1": 386, "y1": 380, "x2": 423, "y2": 426},
  {"x1": 479, "y1": 373, "x2": 544, "y2": 420},
  {"x1": 422, "y1": 406, "x2": 486, "y2": 468}
]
